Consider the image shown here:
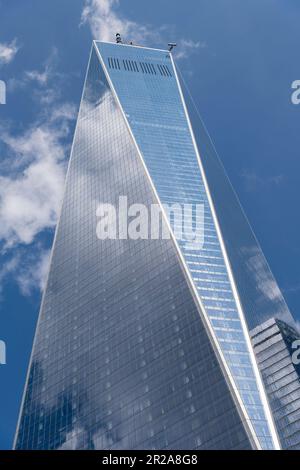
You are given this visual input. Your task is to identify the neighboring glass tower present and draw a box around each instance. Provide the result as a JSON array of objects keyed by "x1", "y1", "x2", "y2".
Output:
[
  {"x1": 251, "y1": 318, "x2": 300, "y2": 450},
  {"x1": 14, "y1": 41, "x2": 281, "y2": 450}
]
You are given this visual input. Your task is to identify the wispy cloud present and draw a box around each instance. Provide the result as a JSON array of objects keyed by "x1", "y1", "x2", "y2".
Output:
[
  {"x1": 243, "y1": 245, "x2": 294, "y2": 326},
  {"x1": 241, "y1": 170, "x2": 285, "y2": 192},
  {"x1": 0, "y1": 248, "x2": 51, "y2": 299},
  {"x1": 7, "y1": 48, "x2": 69, "y2": 106},
  {"x1": 174, "y1": 39, "x2": 207, "y2": 60},
  {"x1": 16, "y1": 248, "x2": 51, "y2": 296},
  {"x1": 24, "y1": 48, "x2": 58, "y2": 86},
  {"x1": 245, "y1": 246, "x2": 283, "y2": 303},
  {"x1": 0, "y1": 105, "x2": 74, "y2": 248},
  {"x1": 23, "y1": 48, "x2": 69, "y2": 105},
  {"x1": 80, "y1": 0, "x2": 156, "y2": 43},
  {"x1": 81, "y1": 0, "x2": 166, "y2": 45},
  {"x1": 0, "y1": 38, "x2": 19, "y2": 65},
  {"x1": 0, "y1": 255, "x2": 20, "y2": 299},
  {"x1": 0, "y1": 48, "x2": 76, "y2": 298},
  {"x1": 283, "y1": 283, "x2": 300, "y2": 295},
  {"x1": 25, "y1": 69, "x2": 50, "y2": 86},
  {"x1": 81, "y1": 0, "x2": 203, "y2": 60}
]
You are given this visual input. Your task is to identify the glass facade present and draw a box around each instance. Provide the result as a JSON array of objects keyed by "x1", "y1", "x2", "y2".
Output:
[
  {"x1": 182, "y1": 92, "x2": 295, "y2": 332},
  {"x1": 251, "y1": 319, "x2": 300, "y2": 450},
  {"x1": 95, "y1": 42, "x2": 276, "y2": 449},
  {"x1": 14, "y1": 42, "x2": 280, "y2": 450},
  {"x1": 177, "y1": 72, "x2": 300, "y2": 450}
]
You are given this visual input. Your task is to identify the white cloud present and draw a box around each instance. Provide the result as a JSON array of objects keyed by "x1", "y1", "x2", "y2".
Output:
[
  {"x1": 0, "y1": 255, "x2": 20, "y2": 298},
  {"x1": 49, "y1": 102, "x2": 77, "y2": 123},
  {"x1": 241, "y1": 170, "x2": 284, "y2": 192},
  {"x1": 0, "y1": 149, "x2": 65, "y2": 246},
  {"x1": 7, "y1": 49, "x2": 64, "y2": 100},
  {"x1": 246, "y1": 247, "x2": 283, "y2": 303},
  {"x1": 0, "y1": 109, "x2": 75, "y2": 298},
  {"x1": 25, "y1": 69, "x2": 50, "y2": 86},
  {"x1": 22, "y1": 48, "x2": 68, "y2": 105},
  {"x1": 16, "y1": 249, "x2": 51, "y2": 296},
  {"x1": 80, "y1": 0, "x2": 203, "y2": 60},
  {"x1": 0, "y1": 248, "x2": 50, "y2": 298},
  {"x1": 243, "y1": 245, "x2": 294, "y2": 326},
  {"x1": 283, "y1": 283, "x2": 300, "y2": 295},
  {"x1": 24, "y1": 48, "x2": 58, "y2": 86},
  {"x1": 0, "y1": 38, "x2": 19, "y2": 65},
  {"x1": 81, "y1": 0, "x2": 159, "y2": 43},
  {"x1": 174, "y1": 39, "x2": 207, "y2": 60},
  {"x1": 0, "y1": 107, "x2": 74, "y2": 248},
  {"x1": 0, "y1": 44, "x2": 76, "y2": 298}
]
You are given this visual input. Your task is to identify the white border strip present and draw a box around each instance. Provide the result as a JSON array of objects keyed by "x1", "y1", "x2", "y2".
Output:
[
  {"x1": 170, "y1": 54, "x2": 281, "y2": 450},
  {"x1": 13, "y1": 46, "x2": 95, "y2": 450},
  {"x1": 94, "y1": 41, "x2": 260, "y2": 450}
]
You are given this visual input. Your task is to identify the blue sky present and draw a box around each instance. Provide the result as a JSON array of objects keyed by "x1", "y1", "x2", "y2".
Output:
[{"x1": 0, "y1": 0, "x2": 299, "y2": 449}]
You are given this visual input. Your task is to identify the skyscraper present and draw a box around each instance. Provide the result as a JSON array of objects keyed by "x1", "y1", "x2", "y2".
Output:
[
  {"x1": 14, "y1": 40, "x2": 286, "y2": 450},
  {"x1": 251, "y1": 318, "x2": 300, "y2": 450}
]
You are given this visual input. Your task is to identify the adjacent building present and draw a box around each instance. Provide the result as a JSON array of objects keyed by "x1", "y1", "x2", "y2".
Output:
[{"x1": 251, "y1": 318, "x2": 300, "y2": 450}]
